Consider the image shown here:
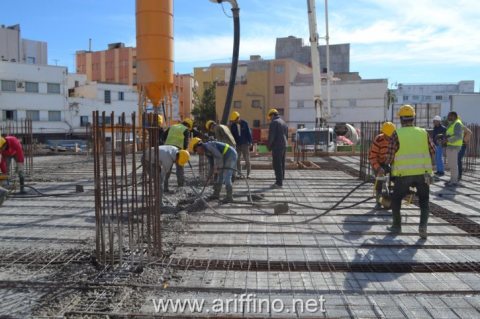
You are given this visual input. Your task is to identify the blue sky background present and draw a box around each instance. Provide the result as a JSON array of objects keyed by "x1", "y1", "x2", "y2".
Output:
[{"x1": 2, "y1": 0, "x2": 479, "y2": 90}]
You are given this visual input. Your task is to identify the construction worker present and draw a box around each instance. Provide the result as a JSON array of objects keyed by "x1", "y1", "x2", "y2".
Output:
[
  {"x1": 205, "y1": 120, "x2": 236, "y2": 147},
  {"x1": 458, "y1": 121, "x2": 472, "y2": 181},
  {"x1": 229, "y1": 111, "x2": 253, "y2": 179},
  {"x1": 164, "y1": 118, "x2": 194, "y2": 187},
  {"x1": 384, "y1": 105, "x2": 435, "y2": 239},
  {"x1": 143, "y1": 146, "x2": 190, "y2": 197},
  {"x1": 189, "y1": 137, "x2": 238, "y2": 203},
  {"x1": 443, "y1": 112, "x2": 464, "y2": 187},
  {"x1": 369, "y1": 121, "x2": 396, "y2": 209},
  {"x1": 266, "y1": 108, "x2": 288, "y2": 188},
  {"x1": 157, "y1": 115, "x2": 166, "y2": 145},
  {"x1": 0, "y1": 136, "x2": 25, "y2": 193},
  {"x1": 432, "y1": 115, "x2": 446, "y2": 176}
]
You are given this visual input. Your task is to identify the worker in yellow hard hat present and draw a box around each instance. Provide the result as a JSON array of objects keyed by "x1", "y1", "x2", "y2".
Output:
[
  {"x1": 229, "y1": 112, "x2": 253, "y2": 178},
  {"x1": 143, "y1": 145, "x2": 190, "y2": 200},
  {"x1": 190, "y1": 137, "x2": 238, "y2": 203},
  {"x1": 266, "y1": 108, "x2": 288, "y2": 188},
  {"x1": 206, "y1": 120, "x2": 236, "y2": 147},
  {"x1": 369, "y1": 121, "x2": 396, "y2": 209},
  {"x1": 0, "y1": 135, "x2": 25, "y2": 194},
  {"x1": 384, "y1": 104, "x2": 436, "y2": 239},
  {"x1": 163, "y1": 117, "x2": 194, "y2": 187},
  {"x1": 157, "y1": 114, "x2": 166, "y2": 145}
]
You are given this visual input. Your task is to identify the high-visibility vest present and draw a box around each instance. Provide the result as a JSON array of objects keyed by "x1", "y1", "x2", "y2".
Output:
[
  {"x1": 392, "y1": 127, "x2": 432, "y2": 177},
  {"x1": 214, "y1": 142, "x2": 231, "y2": 155},
  {"x1": 165, "y1": 124, "x2": 188, "y2": 149},
  {"x1": 446, "y1": 118, "x2": 464, "y2": 147}
]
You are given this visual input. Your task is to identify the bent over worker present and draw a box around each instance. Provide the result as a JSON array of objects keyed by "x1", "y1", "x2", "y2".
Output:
[
  {"x1": 205, "y1": 120, "x2": 236, "y2": 147},
  {"x1": 0, "y1": 136, "x2": 25, "y2": 193},
  {"x1": 189, "y1": 138, "x2": 238, "y2": 203},
  {"x1": 368, "y1": 122, "x2": 396, "y2": 209},
  {"x1": 385, "y1": 105, "x2": 435, "y2": 239}
]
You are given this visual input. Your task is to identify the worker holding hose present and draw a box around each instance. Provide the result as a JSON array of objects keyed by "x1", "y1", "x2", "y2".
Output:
[
  {"x1": 189, "y1": 137, "x2": 238, "y2": 203},
  {"x1": 368, "y1": 122, "x2": 396, "y2": 209},
  {"x1": 385, "y1": 105, "x2": 436, "y2": 239},
  {"x1": 142, "y1": 146, "x2": 190, "y2": 201},
  {"x1": 0, "y1": 136, "x2": 25, "y2": 194}
]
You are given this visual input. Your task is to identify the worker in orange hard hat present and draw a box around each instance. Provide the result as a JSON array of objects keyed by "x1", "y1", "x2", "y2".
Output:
[
  {"x1": 229, "y1": 111, "x2": 253, "y2": 179},
  {"x1": 266, "y1": 108, "x2": 288, "y2": 188},
  {"x1": 206, "y1": 120, "x2": 236, "y2": 147},
  {"x1": 369, "y1": 122, "x2": 396, "y2": 209}
]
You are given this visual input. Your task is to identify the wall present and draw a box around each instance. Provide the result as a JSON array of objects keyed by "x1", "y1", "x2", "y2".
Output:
[
  {"x1": 0, "y1": 25, "x2": 20, "y2": 63},
  {"x1": 451, "y1": 94, "x2": 480, "y2": 125}
]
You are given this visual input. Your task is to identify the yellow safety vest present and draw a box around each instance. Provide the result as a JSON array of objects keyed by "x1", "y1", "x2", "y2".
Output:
[
  {"x1": 165, "y1": 124, "x2": 188, "y2": 149},
  {"x1": 446, "y1": 119, "x2": 464, "y2": 147},
  {"x1": 392, "y1": 127, "x2": 432, "y2": 177}
]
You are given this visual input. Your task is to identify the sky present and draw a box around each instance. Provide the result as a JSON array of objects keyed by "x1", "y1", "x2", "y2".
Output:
[{"x1": 2, "y1": 0, "x2": 479, "y2": 90}]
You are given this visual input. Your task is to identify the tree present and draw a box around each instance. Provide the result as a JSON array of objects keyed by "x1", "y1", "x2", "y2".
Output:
[{"x1": 192, "y1": 82, "x2": 216, "y2": 131}]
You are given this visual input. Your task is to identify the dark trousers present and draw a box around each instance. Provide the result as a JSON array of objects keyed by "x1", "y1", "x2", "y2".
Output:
[
  {"x1": 391, "y1": 175, "x2": 430, "y2": 228},
  {"x1": 272, "y1": 148, "x2": 286, "y2": 186},
  {"x1": 458, "y1": 144, "x2": 467, "y2": 180}
]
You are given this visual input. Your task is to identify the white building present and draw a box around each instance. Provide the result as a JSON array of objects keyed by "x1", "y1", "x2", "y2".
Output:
[
  {"x1": 0, "y1": 24, "x2": 47, "y2": 65},
  {"x1": 394, "y1": 81, "x2": 474, "y2": 117},
  {"x1": 0, "y1": 61, "x2": 69, "y2": 137},
  {"x1": 289, "y1": 74, "x2": 388, "y2": 128},
  {"x1": 68, "y1": 77, "x2": 139, "y2": 133},
  {"x1": 450, "y1": 93, "x2": 480, "y2": 125}
]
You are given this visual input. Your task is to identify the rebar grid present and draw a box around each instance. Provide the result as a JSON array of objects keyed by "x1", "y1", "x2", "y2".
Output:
[
  {"x1": 359, "y1": 121, "x2": 382, "y2": 181},
  {"x1": 93, "y1": 111, "x2": 163, "y2": 266}
]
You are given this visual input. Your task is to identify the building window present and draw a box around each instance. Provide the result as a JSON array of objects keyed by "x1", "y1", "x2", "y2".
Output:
[
  {"x1": 274, "y1": 86, "x2": 284, "y2": 94},
  {"x1": 26, "y1": 110, "x2": 40, "y2": 121},
  {"x1": 253, "y1": 120, "x2": 260, "y2": 128},
  {"x1": 251, "y1": 99, "x2": 261, "y2": 108},
  {"x1": 98, "y1": 116, "x2": 112, "y2": 125},
  {"x1": 80, "y1": 116, "x2": 89, "y2": 127},
  {"x1": 3, "y1": 110, "x2": 17, "y2": 121},
  {"x1": 403, "y1": 95, "x2": 409, "y2": 101},
  {"x1": 424, "y1": 95, "x2": 431, "y2": 101},
  {"x1": 412, "y1": 95, "x2": 419, "y2": 101},
  {"x1": 233, "y1": 100, "x2": 242, "y2": 108},
  {"x1": 118, "y1": 91, "x2": 124, "y2": 101},
  {"x1": 74, "y1": 81, "x2": 80, "y2": 88},
  {"x1": 48, "y1": 111, "x2": 61, "y2": 122},
  {"x1": 25, "y1": 82, "x2": 39, "y2": 93},
  {"x1": 47, "y1": 83, "x2": 61, "y2": 94},
  {"x1": 26, "y1": 56, "x2": 36, "y2": 64},
  {"x1": 297, "y1": 100, "x2": 304, "y2": 108},
  {"x1": 277, "y1": 108, "x2": 285, "y2": 116},
  {"x1": 297, "y1": 124, "x2": 305, "y2": 129},
  {"x1": 1, "y1": 80, "x2": 16, "y2": 92},
  {"x1": 275, "y1": 65, "x2": 284, "y2": 74},
  {"x1": 105, "y1": 90, "x2": 111, "y2": 104},
  {"x1": 436, "y1": 95, "x2": 443, "y2": 101}
]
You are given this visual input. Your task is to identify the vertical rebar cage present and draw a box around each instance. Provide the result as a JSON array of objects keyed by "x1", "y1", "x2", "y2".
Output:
[
  {"x1": 359, "y1": 122, "x2": 382, "y2": 181},
  {"x1": 92, "y1": 111, "x2": 163, "y2": 266}
]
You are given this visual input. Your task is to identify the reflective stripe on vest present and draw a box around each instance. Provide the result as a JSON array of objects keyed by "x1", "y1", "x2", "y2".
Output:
[
  {"x1": 392, "y1": 127, "x2": 433, "y2": 177},
  {"x1": 446, "y1": 119, "x2": 464, "y2": 147},
  {"x1": 222, "y1": 143, "x2": 230, "y2": 155},
  {"x1": 165, "y1": 124, "x2": 187, "y2": 149}
]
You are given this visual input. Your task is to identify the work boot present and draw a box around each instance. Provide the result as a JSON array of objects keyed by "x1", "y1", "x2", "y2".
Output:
[
  {"x1": 386, "y1": 225, "x2": 402, "y2": 234},
  {"x1": 221, "y1": 185, "x2": 233, "y2": 203},
  {"x1": 419, "y1": 226, "x2": 428, "y2": 239},
  {"x1": 207, "y1": 184, "x2": 221, "y2": 201},
  {"x1": 374, "y1": 194, "x2": 382, "y2": 210},
  {"x1": 19, "y1": 175, "x2": 26, "y2": 194}
]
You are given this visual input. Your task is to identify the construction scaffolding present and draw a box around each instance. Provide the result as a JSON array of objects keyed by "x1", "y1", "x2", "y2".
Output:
[{"x1": 92, "y1": 111, "x2": 163, "y2": 266}]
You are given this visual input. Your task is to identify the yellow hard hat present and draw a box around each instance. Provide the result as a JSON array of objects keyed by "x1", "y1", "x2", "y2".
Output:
[
  {"x1": 183, "y1": 118, "x2": 193, "y2": 130},
  {"x1": 205, "y1": 120, "x2": 216, "y2": 130},
  {"x1": 188, "y1": 137, "x2": 202, "y2": 153},
  {"x1": 381, "y1": 122, "x2": 396, "y2": 137},
  {"x1": 177, "y1": 150, "x2": 190, "y2": 167},
  {"x1": 267, "y1": 108, "x2": 278, "y2": 119},
  {"x1": 230, "y1": 111, "x2": 240, "y2": 122},
  {"x1": 398, "y1": 104, "x2": 415, "y2": 118},
  {"x1": 0, "y1": 137, "x2": 5, "y2": 149},
  {"x1": 157, "y1": 115, "x2": 164, "y2": 126}
]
